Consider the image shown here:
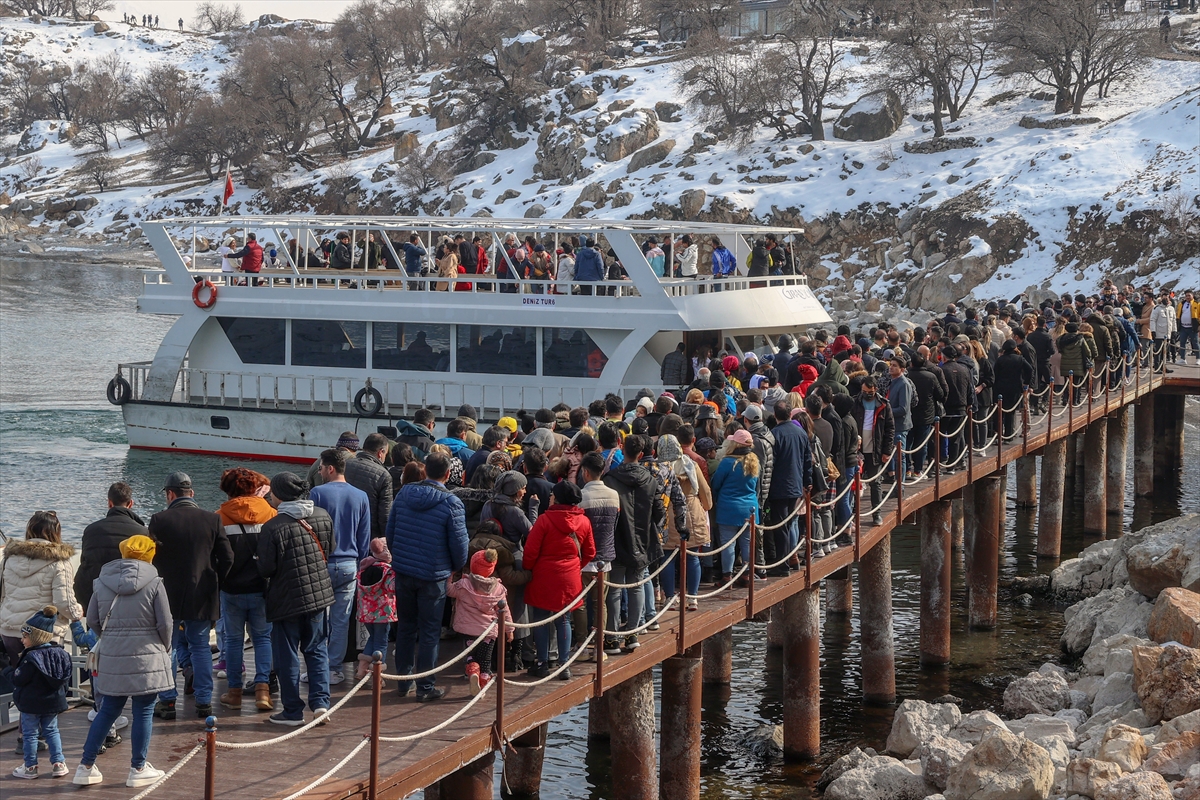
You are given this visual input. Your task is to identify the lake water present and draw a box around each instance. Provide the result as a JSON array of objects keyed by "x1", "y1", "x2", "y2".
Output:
[{"x1": 1, "y1": 256, "x2": 1196, "y2": 798}]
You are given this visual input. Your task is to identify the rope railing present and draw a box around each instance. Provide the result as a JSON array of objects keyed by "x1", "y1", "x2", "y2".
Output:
[
  {"x1": 859, "y1": 450, "x2": 898, "y2": 485},
  {"x1": 972, "y1": 434, "x2": 998, "y2": 453},
  {"x1": 376, "y1": 678, "x2": 495, "y2": 743},
  {"x1": 606, "y1": 555, "x2": 676, "y2": 589},
  {"x1": 810, "y1": 512, "x2": 855, "y2": 546},
  {"x1": 974, "y1": 404, "x2": 998, "y2": 423},
  {"x1": 508, "y1": 581, "x2": 596, "y2": 628},
  {"x1": 811, "y1": 476, "x2": 857, "y2": 510},
  {"x1": 862, "y1": 477, "x2": 898, "y2": 518},
  {"x1": 940, "y1": 442, "x2": 970, "y2": 471},
  {"x1": 757, "y1": 500, "x2": 804, "y2": 531},
  {"x1": 901, "y1": 455, "x2": 937, "y2": 486},
  {"x1": 379, "y1": 624, "x2": 497, "y2": 681},
  {"x1": 603, "y1": 596, "x2": 679, "y2": 637},
  {"x1": 701, "y1": 523, "x2": 748, "y2": 555},
  {"x1": 938, "y1": 414, "x2": 970, "y2": 439},
  {"x1": 686, "y1": 564, "x2": 749, "y2": 601},
  {"x1": 280, "y1": 738, "x2": 370, "y2": 800},
  {"x1": 503, "y1": 630, "x2": 597, "y2": 686},
  {"x1": 127, "y1": 743, "x2": 204, "y2": 800},
  {"x1": 215, "y1": 672, "x2": 372, "y2": 750},
  {"x1": 901, "y1": 425, "x2": 937, "y2": 455},
  {"x1": 1001, "y1": 396, "x2": 1024, "y2": 414}
]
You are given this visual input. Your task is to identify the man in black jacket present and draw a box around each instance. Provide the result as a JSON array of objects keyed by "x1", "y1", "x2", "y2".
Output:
[
  {"x1": 907, "y1": 354, "x2": 945, "y2": 476},
  {"x1": 940, "y1": 345, "x2": 975, "y2": 472},
  {"x1": 75, "y1": 482, "x2": 147, "y2": 611},
  {"x1": 851, "y1": 379, "x2": 895, "y2": 526},
  {"x1": 258, "y1": 473, "x2": 335, "y2": 726},
  {"x1": 150, "y1": 472, "x2": 233, "y2": 720},
  {"x1": 345, "y1": 432, "x2": 394, "y2": 540},
  {"x1": 603, "y1": 435, "x2": 664, "y2": 651},
  {"x1": 395, "y1": 408, "x2": 437, "y2": 462}
]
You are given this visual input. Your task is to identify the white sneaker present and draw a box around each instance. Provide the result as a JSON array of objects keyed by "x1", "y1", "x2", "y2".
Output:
[
  {"x1": 73, "y1": 763, "x2": 103, "y2": 786},
  {"x1": 51, "y1": 762, "x2": 69, "y2": 778},
  {"x1": 12, "y1": 764, "x2": 38, "y2": 779},
  {"x1": 126, "y1": 763, "x2": 165, "y2": 788},
  {"x1": 87, "y1": 710, "x2": 129, "y2": 732},
  {"x1": 313, "y1": 707, "x2": 329, "y2": 726},
  {"x1": 328, "y1": 670, "x2": 345, "y2": 685}
]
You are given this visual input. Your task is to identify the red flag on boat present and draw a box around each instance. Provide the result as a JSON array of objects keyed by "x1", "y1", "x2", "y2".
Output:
[{"x1": 222, "y1": 164, "x2": 234, "y2": 207}]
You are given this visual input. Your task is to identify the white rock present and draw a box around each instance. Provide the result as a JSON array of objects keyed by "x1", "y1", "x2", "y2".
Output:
[
  {"x1": 1097, "y1": 724, "x2": 1148, "y2": 771},
  {"x1": 1064, "y1": 757, "x2": 1125, "y2": 798},
  {"x1": 1004, "y1": 669, "x2": 1071, "y2": 717},
  {"x1": 944, "y1": 728, "x2": 1055, "y2": 800},
  {"x1": 1082, "y1": 634, "x2": 1155, "y2": 677},
  {"x1": 1158, "y1": 709, "x2": 1200, "y2": 745},
  {"x1": 918, "y1": 734, "x2": 972, "y2": 790},
  {"x1": 886, "y1": 699, "x2": 963, "y2": 758},
  {"x1": 1090, "y1": 592, "x2": 1153, "y2": 646},
  {"x1": 1055, "y1": 708, "x2": 1089, "y2": 730},
  {"x1": 1063, "y1": 588, "x2": 1138, "y2": 655},
  {"x1": 950, "y1": 710, "x2": 1011, "y2": 746},
  {"x1": 1009, "y1": 714, "x2": 1078, "y2": 744},
  {"x1": 1068, "y1": 690, "x2": 1092, "y2": 711},
  {"x1": 824, "y1": 755, "x2": 930, "y2": 800},
  {"x1": 1093, "y1": 770, "x2": 1173, "y2": 800},
  {"x1": 1078, "y1": 701, "x2": 1141, "y2": 743},
  {"x1": 1092, "y1": 672, "x2": 1137, "y2": 713}
]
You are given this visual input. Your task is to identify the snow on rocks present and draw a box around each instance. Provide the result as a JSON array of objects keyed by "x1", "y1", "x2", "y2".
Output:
[
  {"x1": 886, "y1": 699, "x2": 964, "y2": 758},
  {"x1": 832, "y1": 89, "x2": 904, "y2": 142}
]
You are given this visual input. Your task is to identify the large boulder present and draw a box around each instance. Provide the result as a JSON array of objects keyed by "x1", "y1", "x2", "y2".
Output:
[
  {"x1": 626, "y1": 138, "x2": 675, "y2": 173},
  {"x1": 1125, "y1": 514, "x2": 1200, "y2": 597},
  {"x1": 1132, "y1": 643, "x2": 1200, "y2": 723},
  {"x1": 392, "y1": 132, "x2": 420, "y2": 161},
  {"x1": 949, "y1": 710, "x2": 1010, "y2": 746},
  {"x1": 1003, "y1": 669, "x2": 1070, "y2": 717},
  {"x1": 904, "y1": 246, "x2": 997, "y2": 314},
  {"x1": 740, "y1": 723, "x2": 783, "y2": 759},
  {"x1": 1051, "y1": 540, "x2": 1120, "y2": 602},
  {"x1": 917, "y1": 734, "x2": 971, "y2": 790},
  {"x1": 833, "y1": 89, "x2": 904, "y2": 142},
  {"x1": 679, "y1": 188, "x2": 706, "y2": 219},
  {"x1": 1082, "y1": 633, "x2": 1155, "y2": 678},
  {"x1": 1096, "y1": 724, "x2": 1148, "y2": 771},
  {"x1": 1062, "y1": 587, "x2": 1152, "y2": 656},
  {"x1": 1064, "y1": 757, "x2": 1125, "y2": 799},
  {"x1": 1093, "y1": 771, "x2": 1172, "y2": 800},
  {"x1": 1006, "y1": 713, "x2": 1077, "y2": 744},
  {"x1": 944, "y1": 729, "x2": 1054, "y2": 800},
  {"x1": 92, "y1": 21, "x2": 109, "y2": 33},
  {"x1": 1140, "y1": 729, "x2": 1200, "y2": 779},
  {"x1": 537, "y1": 123, "x2": 588, "y2": 182},
  {"x1": 596, "y1": 109, "x2": 659, "y2": 162},
  {"x1": 497, "y1": 31, "x2": 546, "y2": 74},
  {"x1": 817, "y1": 746, "x2": 876, "y2": 791},
  {"x1": 886, "y1": 699, "x2": 963, "y2": 758},
  {"x1": 1147, "y1": 587, "x2": 1200, "y2": 647},
  {"x1": 824, "y1": 755, "x2": 930, "y2": 800},
  {"x1": 564, "y1": 82, "x2": 599, "y2": 111},
  {"x1": 1091, "y1": 672, "x2": 1136, "y2": 712},
  {"x1": 1158, "y1": 709, "x2": 1200, "y2": 744}
]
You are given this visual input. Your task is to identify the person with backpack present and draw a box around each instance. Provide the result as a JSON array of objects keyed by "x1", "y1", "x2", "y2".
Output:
[
  {"x1": 448, "y1": 549, "x2": 513, "y2": 693},
  {"x1": 7, "y1": 606, "x2": 72, "y2": 780},
  {"x1": 354, "y1": 539, "x2": 396, "y2": 679}
]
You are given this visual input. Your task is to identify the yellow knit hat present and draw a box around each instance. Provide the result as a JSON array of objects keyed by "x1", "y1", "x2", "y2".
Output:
[
  {"x1": 497, "y1": 416, "x2": 518, "y2": 434},
  {"x1": 120, "y1": 534, "x2": 157, "y2": 563}
]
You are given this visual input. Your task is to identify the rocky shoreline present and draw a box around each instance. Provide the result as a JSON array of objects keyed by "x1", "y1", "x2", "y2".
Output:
[{"x1": 816, "y1": 513, "x2": 1200, "y2": 800}]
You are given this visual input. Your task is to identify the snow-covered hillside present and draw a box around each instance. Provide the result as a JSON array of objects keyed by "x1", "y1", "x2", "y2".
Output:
[{"x1": 2, "y1": 14, "x2": 1198, "y2": 318}]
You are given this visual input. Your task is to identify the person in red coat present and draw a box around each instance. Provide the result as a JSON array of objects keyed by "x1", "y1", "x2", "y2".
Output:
[{"x1": 522, "y1": 481, "x2": 595, "y2": 679}]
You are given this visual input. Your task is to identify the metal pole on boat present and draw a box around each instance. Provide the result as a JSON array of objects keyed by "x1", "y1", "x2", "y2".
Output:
[{"x1": 204, "y1": 715, "x2": 217, "y2": 800}]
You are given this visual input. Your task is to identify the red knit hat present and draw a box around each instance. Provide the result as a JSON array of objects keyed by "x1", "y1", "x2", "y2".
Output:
[{"x1": 471, "y1": 549, "x2": 497, "y2": 578}]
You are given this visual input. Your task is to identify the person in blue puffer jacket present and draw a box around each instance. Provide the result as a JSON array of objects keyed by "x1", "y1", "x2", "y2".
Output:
[{"x1": 385, "y1": 452, "x2": 469, "y2": 701}]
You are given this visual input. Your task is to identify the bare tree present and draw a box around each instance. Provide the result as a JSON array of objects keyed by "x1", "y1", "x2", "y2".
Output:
[
  {"x1": 3, "y1": 59, "x2": 55, "y2": 129},
  {"x1": 773, "y1": 8, "x2": 846, "y2": 141},
  {"x1": 18, "y1": 155, "x2": 43, "y2": 184},
  {"x1": 70, "y1": 0, "x2": 114, "y2": 18},
  {"x1": 676, "y1": 36, "x2": 765, "y2": 147},
  {"x1": 150, "y1": 95, "x2": 259, "y2": 180},
  {"x1": 82, "y1": 154, "x2": 117, "y2": 191},
  {"x1": 996, "y1": 0, "x2": 1150, "y2": 115},
  {"x1": 641, "y1": 0, "x2": 738, "y2": 43},
  {"x1": 881, "y1": 1, "x2": 991, "y2": 138},
  {"x1": 71, "y1": 53, "x2": 132, "y2": 151},
  {"x1": 395, "y1": 144, "x2": 451, "y2": 197},
  {"x1": 193, "y1": 1, "x2": 244, "y2": 33},
  {"x1": 123, "y1": 64, "x2": 204, "y2": 139}
]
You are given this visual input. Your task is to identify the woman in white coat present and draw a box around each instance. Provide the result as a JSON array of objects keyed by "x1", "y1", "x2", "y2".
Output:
[{"x1": 0, "y1": 512, "x2": 83, "y2": 664}]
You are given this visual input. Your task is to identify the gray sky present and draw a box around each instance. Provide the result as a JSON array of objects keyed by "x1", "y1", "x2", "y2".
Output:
[{"x1": 106, "y1": 1, "x2": 351, "y2": 25}]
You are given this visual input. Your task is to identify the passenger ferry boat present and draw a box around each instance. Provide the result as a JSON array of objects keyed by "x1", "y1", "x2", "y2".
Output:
[{"x1": 109, "y1": 216, "x2": 832, "y2": 463}]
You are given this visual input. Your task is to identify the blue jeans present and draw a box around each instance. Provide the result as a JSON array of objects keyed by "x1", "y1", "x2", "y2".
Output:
[
  {"x1": 606, "y1": 564, "x2": 644, "y2": 636},
  {"x1": 363, "y1": 623, "x2": 389, "y2": 662},
  {"x1": 895, "y1": 430, "x2": 909, "y2": 476},
  {"x1": 161, "y1": 619, "x2": 213, "y2": 705},
  {"x1": 393, "y1": 573, "x2": 447, "y2": 695},
  {"x1": 714, "y1": 523, "x2": 750, "y2": 575},
  {"x1": 221, "y1": 591, "x2": 272, "y2": 687},
  {"x1": 21, "y1": 712, "x2": 63, "y2": 767},
  {"x1": 909, "y1": 423, "x2": 932, "y2": 474},
  {"x1": 1181, "y1": 325, "x2": 1199, "y2": 359},
  {"x1": 835, "y1": 466, "x2": 857, "y2": 532},
  {"x1": 642, "y1": 566, "x2": 656, "y2": 625},
  {"x1": 82, "y1": 694, "x2": 154, "y2": 769},
  {"x1": 326, "y1": 559, "x2": 358, "y2": 672},
  {"x1": 530, "y1": 605, "x2": 571, "y2": 667},
  {"x1": 272, "y1": 611, "x2": 330, "y2": 720},
  {"x1": 659, "y1": 549, "x2": 701, "y2": 598}
]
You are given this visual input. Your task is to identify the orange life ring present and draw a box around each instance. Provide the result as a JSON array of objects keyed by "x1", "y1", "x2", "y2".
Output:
[{"x1": 192, "y1": 278, "x2": 218, "y2": 309}]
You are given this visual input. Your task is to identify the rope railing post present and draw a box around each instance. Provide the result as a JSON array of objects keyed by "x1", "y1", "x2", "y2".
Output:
[
  {"x1": 995, "y1": 398, "x2": 1003, "y2": 472},
  {"x1": 804, "y1": 488, "x2": 813, "y2": 587},
  {"x1": 933, "y1": 418, "x2": 941, "y2": 497},
  {"x1": 494, "y1": 600, "x2": 507, "y2": 751},
  {"x1": 746, "y1": 516, "x2": 757, "y2": 618},
  {"x1": 1046, "y1": 383, "x2": 1054, "y2": 439},
  {"x1": 1022, "y1": 386, "x2": 1030, "y2": 455},
  {"x1": 1087, "y1": 370, "x2": 1093, "y2": 421},
  {"x1": 204, "y1": 715, "x2": 217, "y2": 800},
  {"x1": 594, "y1": 571, "x2": 605, "y2": 696},
  {"x1": 853, "y1": 471, "x2": 862, "y2": 562},
  {"x1": 1121, "y1": 354, "x2": 1127, "y2": 407},
  {"x1": 894, "y1": 439, "x2": 904, "y2": 526},
  {"x1": 677, "y1": 544, "x2": 687, "y2": 655},
  {"x1": 1068, "y1": 371, "x2": 1074, "y2": 432},
  {"x1": 368, "y1": 653, "x2": 382, "y2": 800},
  {"x1": 967, "y1": 406, "x2": 975, "y2": 482}
]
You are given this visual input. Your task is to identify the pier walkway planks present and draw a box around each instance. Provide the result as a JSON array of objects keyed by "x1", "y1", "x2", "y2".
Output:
[{"x1": 2, "y1": 361, "x2": 1197, "y2": 800}]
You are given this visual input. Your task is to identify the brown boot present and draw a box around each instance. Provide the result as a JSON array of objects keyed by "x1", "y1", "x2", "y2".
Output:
[
  {"x1": 254, "y1": 683, "x2": 273, "y2": 712},
  {"x1": 219, "y1": 687, "x2": 242, "y2": 709}
]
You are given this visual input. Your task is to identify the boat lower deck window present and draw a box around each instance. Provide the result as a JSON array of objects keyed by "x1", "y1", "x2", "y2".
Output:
[
  {"x1": 210, "y1": 416, "x2": 230, "y2": 430},
  {"x1": 543, "y1": 328, "x2": 608, "y2": 378},
  {"x1": 217, "y1": 318, "x2": 285, "y2": 365},
  {"x1": 292, "y1": 320, "x2": 367, "y2": 369},
  {"x1": 373, "y1": 323, "x2": 450, "y2": 372},
  {"x1": 456, "y1": 325, "x2": 536, "y2": 375}
]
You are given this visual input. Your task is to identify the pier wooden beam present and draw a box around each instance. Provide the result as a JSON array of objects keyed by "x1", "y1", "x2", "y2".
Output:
[
  {"x1": 504, "y1": 724, "x2": 547, "y2": 798},
  {"x1": 702, "y1": 628, "x2": 732, "y2": 684},
  {"x1": 968, "y1": 477, "x2": 1002, "y2": 630},
  {"x1": 782, "y1": 586, "x2": 821, "y2": 760},
  {"x1": 1082, "y1": 421, "x2": 1108, "y2": 535},
  {"x1": 1134, "y1": 397, "x2": 1155, "y2": 497},
  {"x1": 826, "y1": 568, "x2": 853, "y2": 616},
  {"x1": 1106, "y1": 408, "x2": 1129, "y2": 518},
  {"x1": 860, "y1": 532, "x2": 895, "y2": 705},
  {"x1": 660, "y1": 644, "x2": 703, "y2": 800},
  {"x1": 1037, "y1": 438, "x2": 1067, "y2": 559},
  {"x1": 920, "y1": 502, "x2": 953, "y2": 666},
  {"x1": 609, "y1": 668, "x2": 658, "y2": 800},
  {"x1": 1015, "y1": 455, "x2": 1038, "y2": 508}
]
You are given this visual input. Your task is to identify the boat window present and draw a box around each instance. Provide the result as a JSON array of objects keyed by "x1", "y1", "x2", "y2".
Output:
[
  {"x1": 292, "y1": 320, "x2": 367, "y2": 369},
  {"x1": 210, "y1": 416, "x2": 230, "y2": 430},
  {"x1": 456, "y1": 325, "x2": 536, "y2": 375},
  {"x1": 372, "y1": 323, "x2": 450, "y2": 372},
  {"x1": 217, "y1": 318, "x2": 286, "y2": 365},
  {"x1": 543, "y1": 328, "x2": 608, "y2": 378}
]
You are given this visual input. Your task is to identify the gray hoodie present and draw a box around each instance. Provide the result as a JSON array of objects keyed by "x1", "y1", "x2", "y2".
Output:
[{"x1": 87, "y1": 558, "x2": 174, "y2": 697}]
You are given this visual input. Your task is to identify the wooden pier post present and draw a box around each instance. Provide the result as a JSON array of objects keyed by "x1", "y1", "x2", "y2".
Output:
[
  {"x1": 782, "y1": 586, "x2": 821, "y2": 760},
  {"x1": 1015, "y1": 455, "x2": 1038, "y2": 508},
  {"x1": 436, "y1": 751, "x2": 495, "y2": 800},
  {"x1": 1134, "y1": 397, "x2": 1155, "y2": 497},
  {"x1": 859, "y1": 533, "x2": 895, "y2": 705},
  {"x1": 1083, "y1": 420, "x2": 1108, "y2": 534},
  {"x1": 766, "y1": 608, "x2": 784, "y2": 649},
  {"x1": 702, "y1": 628, "x2": 733, "y2": 684},
  {"x1": 920, "y1": 502, "x2": 953, "y2": 666},
  {"x1": 588, "y1": 694, "x2": 610, "y2": 740},
  {"x1": 1037, "y1": 438, "x2": 1067, "y2": 559},
  {"x1": 504, "y1": 724, "x2": 548, "y2": 798},
  {"x1": 968, "y1": 477, "x2": 1002, "y2": 630},
  {"x1": 660, "y1": 644, "x2": 703, "y2": 800},
  {"x1": 826, "y1": 568, "x2": 853, "y2": 615},
  {"x1": 950, "y1": 498, "x2": 964, "y2": 551},
  {"x1": 1106, "y1": 407, "x2": 1128, "y2": 518},
  {"x1": 609, "y1": 668, "x2": 658, "y2": 800},
  {"x1": 1064, "y1": 433, "x2": 1077, "y2": 480}
]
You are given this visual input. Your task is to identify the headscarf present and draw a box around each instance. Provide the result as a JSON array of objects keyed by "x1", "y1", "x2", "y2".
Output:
[
  {"x1": 657, "y1": 433, "x2": 696, "y2": 487},
  {"x1": 493, "y1": 470, "x2": 527, "y2": 498},
  {"x1": 486, "y1": 450, "x2": 514, "y2": 471}
]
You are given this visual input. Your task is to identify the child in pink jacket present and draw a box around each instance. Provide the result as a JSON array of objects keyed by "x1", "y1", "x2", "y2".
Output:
[
  {"x1": 447, "y1": 549, "x2": 513, "y2": 695},
  {"x1": 355, "y1": 539, "x2": 396, "y2": 679}
]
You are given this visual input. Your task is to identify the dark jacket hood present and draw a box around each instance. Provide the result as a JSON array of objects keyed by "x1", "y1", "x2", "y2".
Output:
[
  {"x1": 395, "y1": 419, "x2": 436, "y2": 441},
  {"x1": 25, "y1": 643, "x2": 73, "y2": 681},
  {"x1": 399, "y1": 480, "x2": 456, "y2": 512},
  {"x1": 606, "y1": 462, "x2": 655, "y2": 491},
  {"x1": 97, "y1": 558, "x2": 160, "y2": 595}
]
